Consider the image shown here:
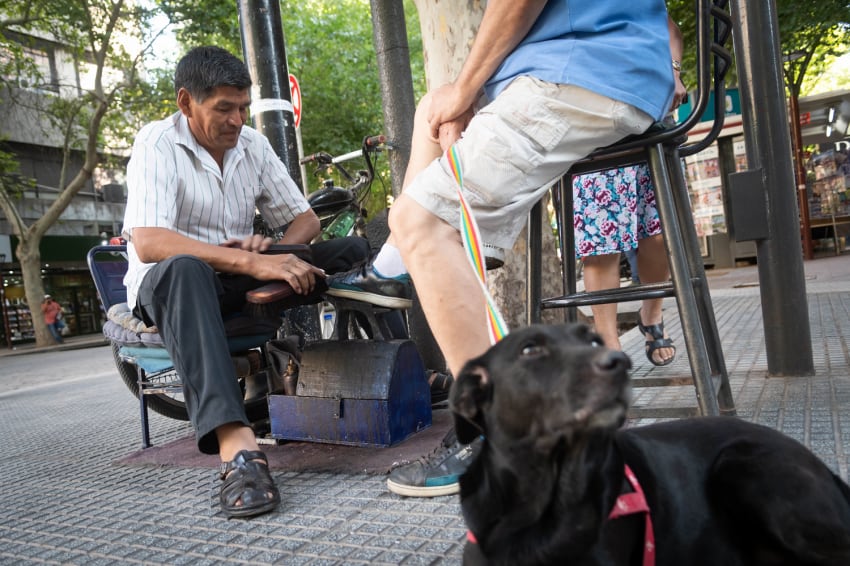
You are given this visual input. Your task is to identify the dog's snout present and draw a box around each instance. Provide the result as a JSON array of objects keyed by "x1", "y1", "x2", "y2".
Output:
[{"x1": 594, "y1": 349, "x2": 632, "y2": 374}]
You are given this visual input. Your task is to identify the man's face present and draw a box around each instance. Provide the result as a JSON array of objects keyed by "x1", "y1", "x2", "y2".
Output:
[{"x1": 177, "y1": 85, "x2": 250, "y2": 159}]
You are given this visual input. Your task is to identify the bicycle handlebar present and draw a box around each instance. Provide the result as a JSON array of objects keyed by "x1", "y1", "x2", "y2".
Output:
[
  {"x1": 299, "y1": 134, "x2": 387, "y2": 165},
  {"x1": 364, "y1": 134, "x2": 386, "y2": 147}
]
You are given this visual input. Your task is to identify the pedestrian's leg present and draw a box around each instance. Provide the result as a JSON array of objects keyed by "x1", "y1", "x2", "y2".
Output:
[
  {"x1": 581, "y1": 253, "x2": 623, "y2": 350},
  {"x1": 636, "y1": 234, "x2": 675, "y2": 364},
  {"x1": 47, "y1": 322, "x2": 63, "y2": 343}
]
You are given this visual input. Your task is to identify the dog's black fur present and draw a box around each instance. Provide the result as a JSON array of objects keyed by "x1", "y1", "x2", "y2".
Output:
[{"x1": 451, "y1": 323, "x2": 850, "y2": 566}]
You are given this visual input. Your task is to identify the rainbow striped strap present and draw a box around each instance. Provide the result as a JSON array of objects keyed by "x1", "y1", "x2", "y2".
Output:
[{"x1": 447, "y1": 145, "x2": 508, "y2": 344}]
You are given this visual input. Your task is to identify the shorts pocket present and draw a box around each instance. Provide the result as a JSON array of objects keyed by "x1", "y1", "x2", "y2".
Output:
[
  {"x1": 612, "y1": 101, "x2": 654, "y2": 137},
  {"x1": 498, "y1": 76, "x2": 571, "y2": 152}
]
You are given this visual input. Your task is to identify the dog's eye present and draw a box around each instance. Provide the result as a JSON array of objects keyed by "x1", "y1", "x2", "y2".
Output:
[
  {"x1": 520, "y1": 343, "x2": 545, "y2": 357},
  {"x1": 590, "y1": 337, "x2": 604, "y2": 347}
]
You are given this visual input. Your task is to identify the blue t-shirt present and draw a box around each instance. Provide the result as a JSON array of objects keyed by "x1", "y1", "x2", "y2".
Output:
[{"x1": 484, "y1": 1, "x2": 674, "y2": 122}]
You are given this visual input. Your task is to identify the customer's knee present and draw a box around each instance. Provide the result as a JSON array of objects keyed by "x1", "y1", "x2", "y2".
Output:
[{"x1": 389, "y1": 195, "x2": 435, "y2": 246}]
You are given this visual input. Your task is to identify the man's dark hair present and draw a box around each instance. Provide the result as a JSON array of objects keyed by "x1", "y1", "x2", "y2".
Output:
[{"x1": 174, "y1": 46, "x2": 252, "y2": 103}]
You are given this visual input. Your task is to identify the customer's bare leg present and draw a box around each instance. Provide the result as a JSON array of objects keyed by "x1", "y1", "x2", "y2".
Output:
[
  {"x1": 391, "y1": 194, "x2": 491, "y2": 375},
  {"x1": 582, "y1": 253, "x2": 624, "y2": 350},
  {"x1": 636, "y1": 234, "x2": 674, "y2": 364},
  {"x1": 379, "y1": 92, "x2": 443, "y2": 252}
]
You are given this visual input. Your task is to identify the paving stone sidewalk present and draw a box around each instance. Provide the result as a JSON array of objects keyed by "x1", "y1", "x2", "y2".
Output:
[{"x1": 1, "y1": 254, "x2": 849, "y2": 565}]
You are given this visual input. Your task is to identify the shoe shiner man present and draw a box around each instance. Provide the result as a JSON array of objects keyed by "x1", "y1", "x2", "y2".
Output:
[{"x1": 123, "y1": 46, "x2": 367, "y2": 517}]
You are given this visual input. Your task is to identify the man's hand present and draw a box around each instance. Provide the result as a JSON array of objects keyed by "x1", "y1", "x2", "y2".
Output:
[
  {"x1": 427, "y1": 83, "x2": 478, "y2": 142},
  {"x1": 433, "y1": 103, "x2": 476, "y2": 151},
  {"x1": 671, "y1": 73, "x2": 688, "y2": 110},
  {"x1": 220, "y1": 235, "x2": 275, "y2": 253},
  {"x1": 220, "y1": 238, "x2": 325, "y2": 295},
  {"x1": 251, "y1": 252, "x2": 325, "y2": 295}
]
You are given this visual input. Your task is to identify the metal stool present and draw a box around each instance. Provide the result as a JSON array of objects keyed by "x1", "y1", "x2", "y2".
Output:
[{"x1": 528, "y1": 0, "x2": 736, "y2": 418}]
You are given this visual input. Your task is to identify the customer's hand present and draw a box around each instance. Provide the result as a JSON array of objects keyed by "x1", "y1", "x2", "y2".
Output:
[
  {"x1": 427, "y1": 83, "x2": 477, "y2": 142},
  {"x1": 435, "y1": 105, "x2": 475, "y2": 151},
  {"x1": 671, "y1": 72, "x2": 687, "y2": 110}
]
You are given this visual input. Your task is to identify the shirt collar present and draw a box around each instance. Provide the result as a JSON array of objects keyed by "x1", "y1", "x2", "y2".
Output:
[{"x1": 171, "y1": 111, "x2": 248, "y2": 166}]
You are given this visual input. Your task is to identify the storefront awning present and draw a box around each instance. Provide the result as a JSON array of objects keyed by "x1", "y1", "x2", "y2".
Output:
[{"x1": 8, "y1": 235, "x2": 105, "y2": 265}]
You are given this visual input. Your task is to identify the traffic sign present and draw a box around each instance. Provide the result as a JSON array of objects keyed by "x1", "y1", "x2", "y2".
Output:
[{"x1": 289, "y1": 74, "x2": 302, "y2": 129}]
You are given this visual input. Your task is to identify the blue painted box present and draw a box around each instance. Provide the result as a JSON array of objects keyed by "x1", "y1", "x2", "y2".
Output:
[{"x1": 268, "y1": 339, "x2": 432, "y2": 447}]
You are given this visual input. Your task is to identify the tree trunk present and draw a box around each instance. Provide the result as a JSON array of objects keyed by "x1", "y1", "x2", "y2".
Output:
[
  {"x1": 15, "y1": 239, "x2": 52, "y2": 346},
  {"x1": 411, "y1": 0, "x2": 563, "y2": 328}
]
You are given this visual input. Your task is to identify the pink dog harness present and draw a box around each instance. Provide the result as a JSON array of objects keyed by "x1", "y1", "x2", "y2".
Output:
[
  {"x1": 608, "y1": 464, "x2": 655, "y2": 566},
  {"x1": 467, "y1": 465, "x2": 655, "y2": 566}
]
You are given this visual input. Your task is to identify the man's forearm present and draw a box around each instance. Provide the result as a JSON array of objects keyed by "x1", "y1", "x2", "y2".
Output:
[
  {"x1": 453, "y1": 0, "x2": 548, "y2": 101},
  {"x1": 131, "y1": 227, "x2": 259, "y2": 275}
]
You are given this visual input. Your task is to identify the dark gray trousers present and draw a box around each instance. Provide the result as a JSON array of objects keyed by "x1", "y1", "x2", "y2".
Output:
[{"x1": 135, "y1": 237, "x2": 369, "y2": 454}]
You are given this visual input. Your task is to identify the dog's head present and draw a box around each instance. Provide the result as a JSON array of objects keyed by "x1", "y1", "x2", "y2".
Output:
[{"x1": 450, "y1": 323, "x2": 632, "y2": 452}]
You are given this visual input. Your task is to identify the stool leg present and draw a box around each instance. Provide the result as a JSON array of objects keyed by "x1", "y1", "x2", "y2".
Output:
[
  {"x1": 551, "y1": 176, "x2": 579, "y2": 323},
  {"x1": 138, "y1": 366, "x2": 152, "y2": 449},
  {"x1": 648, "y1": 144, "x2": 720, "y2": 416},
  {"x1": 665, "y1": 148, "x2": 735, "y2": 415},
  {"x1": 527, "y1": 202, "x2": 543, "y2": 325}
]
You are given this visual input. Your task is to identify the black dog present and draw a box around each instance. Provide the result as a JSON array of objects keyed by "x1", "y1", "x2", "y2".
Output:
[{"x1": 450, "y1": 323, "x2": 850, "y2": 566}]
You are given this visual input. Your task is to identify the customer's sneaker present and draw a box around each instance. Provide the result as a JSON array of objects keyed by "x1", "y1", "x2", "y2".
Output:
[
  {"x1": 386, "y1": 428, "x2": 482, "y2": 497},
  {"x1": 326, "y1": 262, "x2": 413, "y2": 309}
]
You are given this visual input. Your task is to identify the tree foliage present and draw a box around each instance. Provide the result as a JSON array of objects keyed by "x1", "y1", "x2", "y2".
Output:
[
  {"x1": 666, "y1": 0, "x2": 850, "y2": 99},
  {"x1": 0, "y1": 0, "x2": 163, "y2": 345}
]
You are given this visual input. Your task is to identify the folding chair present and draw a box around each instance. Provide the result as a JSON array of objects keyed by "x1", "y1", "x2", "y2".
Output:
[{"x1": 87, "y1": 245, "x2": 278, "y2": 448}]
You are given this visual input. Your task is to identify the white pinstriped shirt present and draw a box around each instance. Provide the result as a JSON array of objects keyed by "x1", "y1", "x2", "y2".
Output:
[{"x1": 122, "y1": 111, "x2": 310, "y2": 308}]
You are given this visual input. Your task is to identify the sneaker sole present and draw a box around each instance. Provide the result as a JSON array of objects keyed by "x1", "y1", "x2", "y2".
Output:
[
  {"x1": 326, "y1": 288, "x2": 412, "y2": 309},
  {"x1": 386, "y1": 477, "x2": 459, "y2": 497}
]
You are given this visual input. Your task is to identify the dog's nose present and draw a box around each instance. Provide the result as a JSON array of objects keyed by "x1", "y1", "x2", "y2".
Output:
[{"x1": 594, "y1": 350, "x2": 632, "y2": 373}]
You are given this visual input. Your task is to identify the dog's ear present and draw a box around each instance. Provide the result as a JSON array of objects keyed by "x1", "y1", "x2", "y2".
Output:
[{"x1": 450, "y1": 363, "x2": 491, "y2": 444}]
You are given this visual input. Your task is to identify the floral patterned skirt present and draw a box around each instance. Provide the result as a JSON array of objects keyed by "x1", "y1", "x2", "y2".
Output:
[{"x1": 572, "y1": 163, "x2": 662, "y2": 258}]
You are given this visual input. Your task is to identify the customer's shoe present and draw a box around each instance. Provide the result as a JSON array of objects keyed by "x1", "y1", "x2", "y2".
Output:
[
  {"x1": 386, "y1": 428, "x2": 482, "y2": 497},
  {"x1": 326, "y1": 262, "x2": 413, "y2": 309}
]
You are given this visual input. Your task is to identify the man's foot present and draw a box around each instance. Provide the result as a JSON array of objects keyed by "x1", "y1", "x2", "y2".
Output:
[
  {"x1": 386, "y1": 429, "x2": 482, "y2": 497},
  {"x1": 326, "y1": 262, "x2": 413, "y2": 309},
  {"x1": 219, "y1": 450, "x2": 280, "y2": 519}
]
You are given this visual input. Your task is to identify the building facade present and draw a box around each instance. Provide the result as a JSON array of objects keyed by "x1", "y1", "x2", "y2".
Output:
[{"x1": 1, "y1": 28, "x2": 128, "y2": 346}]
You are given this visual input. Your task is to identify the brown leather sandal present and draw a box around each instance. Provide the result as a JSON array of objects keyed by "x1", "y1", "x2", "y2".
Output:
[{"x1": 219, "y1": 450, "x2": 280, "y2": 519}]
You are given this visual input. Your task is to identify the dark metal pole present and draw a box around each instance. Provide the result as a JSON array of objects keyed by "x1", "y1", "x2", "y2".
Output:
[
  {"x1": 730, "y1": 0, "x2": 814, "y2": 375},
  {"x1": 369, "y1": 0, "x2": 415, "y2": 197},
  {"x1": 369, "y1": 0, "x2": 445, "y2": 372},
  {"x1": 237, "y1": 0, "x2": 302, "y2": 189},
  {"x1": 238, "y1": 0, "x2": 320, "y2": 339}
]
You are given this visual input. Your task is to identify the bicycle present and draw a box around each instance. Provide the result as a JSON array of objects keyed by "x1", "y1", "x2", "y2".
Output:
[{"x1": 301, "y1": 134, "x2": 389, "y2": 244}]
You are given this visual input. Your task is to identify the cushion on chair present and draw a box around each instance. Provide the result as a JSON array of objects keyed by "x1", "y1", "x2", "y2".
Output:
[{"x1": 104, "y1": 301, "x2": 275, "y2": 368}]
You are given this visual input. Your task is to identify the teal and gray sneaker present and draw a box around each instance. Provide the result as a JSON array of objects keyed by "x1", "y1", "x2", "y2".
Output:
[
  {"x1": 326, "y1": 261, "x2": 413, "y2": 309},
  {"x1": 386, "y1": 428, "x2": 482, "y2": 497}
]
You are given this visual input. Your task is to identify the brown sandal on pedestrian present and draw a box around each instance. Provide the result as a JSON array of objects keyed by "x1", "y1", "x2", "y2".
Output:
[{"x1": 219, "y1": 450, "x2": 280, "y2": 519}]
